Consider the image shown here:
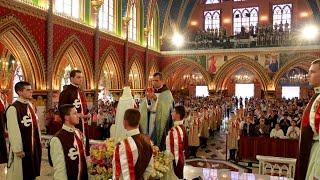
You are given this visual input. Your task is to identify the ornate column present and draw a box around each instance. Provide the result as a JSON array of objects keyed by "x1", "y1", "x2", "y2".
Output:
[
  {"x1": 123, "y1": 17, "x2": 131, "y2": 86},
  {"x1": 46, "y1": 0, "x2": 54, "y2": 109},
  {"x1": 91, "y1": 0, "x2": 104, "y2": 106},
  {"x1": 144, "y1": 28, "x2": 149, "y2": 88}
]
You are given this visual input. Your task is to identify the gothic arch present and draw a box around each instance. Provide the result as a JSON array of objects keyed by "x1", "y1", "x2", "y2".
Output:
[
  {"x1": 0, "y1": 15, "x2": 45, "y2": 90},
  {"x1": 128, "y1": 54, "x2": 144, "y2": 89},
  {"x1": 147, "y1": 60, "x2": 159, "y2": 86},
  {"x1": 162, "y1": 58, "x2": 211, "y2": 85},
  {"x1": 273, "y1": 54, "x2": 319, "y2": 87},
  {"x1": 214, "y1": 55, "x2": 270, "y2": 91},
  {"x1": 52, "y1": 35, "x2": 93, "y2": 90},
  {"x1": 98, "y1": 46, "x2": 124, "y2": 90}
]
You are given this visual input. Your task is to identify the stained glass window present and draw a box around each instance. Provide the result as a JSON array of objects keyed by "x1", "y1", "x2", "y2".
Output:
[{"x1": 99, "y1": 0, "x2": 114, "y2": 32}]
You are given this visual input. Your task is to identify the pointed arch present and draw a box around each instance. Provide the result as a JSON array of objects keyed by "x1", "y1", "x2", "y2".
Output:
[
  {"x1": 162, "y1": 58, "x2": 211, "y2": 86},
  {"x1": 98, "y1": 46, "x2": 124, "y2": 90},
  {"x1": 128, "y1": 54, "x2": 145, "y2": 89},
  {"x1": 147, "y1": 60, "x2": 159, "y2": 87},
  {"x1": 0, "y1": 15, "x2": 45, "y2": 90},
  {"x1": 214, "y1": 55, "x2": 270, "y2": 91},
  {"x1": 52, "y1": 35, "x2": 93, "y2": 90},
  {"x1": 273, "y1": 54, "x2": 319, "y2": 88}
]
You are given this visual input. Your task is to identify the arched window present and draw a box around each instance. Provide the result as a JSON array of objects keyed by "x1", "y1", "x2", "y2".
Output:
[
  {"x1": 273, "y1": 4, "x2": 292, "y2": 29},
  {"x1": 55, "y1": 0, "x2": 80, "y2": 19},
  {"x1": 148, "y1": 18, "x2": 154, "y2": 47},
  {"x1": 204, "y1": 10, "x2": 220, "y2": 31},
  {"x1": 233, "y1": 7, "x2": 259, "y2": 35},
  {"x1": 128, "y1": 2, "x2": 137, "y2": 41},
  {"x1": 99, "y1": 0, "x2": 114, "y2": 32},
  {"x1": 60, "y1": 64, "x2": 72, "y2": 91},
  {"x1": 148, "y1": 7, "x2": 159, "y2": 49},
  {"x1": 206, "y1": 0, "x2": 220, "y2": 4}
]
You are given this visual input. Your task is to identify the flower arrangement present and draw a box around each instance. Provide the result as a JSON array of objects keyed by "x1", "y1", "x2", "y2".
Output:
[
  {"x1": 88, "y1": 138, "x2": 115, "y2": 180},
  {"x1": 88, "y1": 138, "x2": 173, "y2": 179},
  {"x1": 151, "y1": 146, "x2": 174, "y2": 178}
]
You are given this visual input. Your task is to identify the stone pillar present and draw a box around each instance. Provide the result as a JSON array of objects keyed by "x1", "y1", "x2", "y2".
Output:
[
  {"x1": 92, "y1": 0, "x2": 104, "y2": 106},
  {"x1": 123, "y1": 17, "x2": 131, "y2": 86},
  {"x1": 93, "y1": 10, "x2": 100, "y2": 106},
  {"x1": 46, "y1": 0, "x2": 53, "y2": 109},
  {"x1": 144, "y1": 28, "x2": 149, "y2": 88}
]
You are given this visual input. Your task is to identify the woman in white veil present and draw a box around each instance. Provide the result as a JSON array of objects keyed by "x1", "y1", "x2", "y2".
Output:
[{"x1": 110, "y1": 86, "x2": 135, "y2": 143}]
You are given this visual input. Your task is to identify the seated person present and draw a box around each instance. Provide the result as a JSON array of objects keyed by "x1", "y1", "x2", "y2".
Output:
[
  {"x1": 286, "y1": 120, "x2": 300, "y2": 139},
  {"x1": 270, "y1": 123, "x2": 285, "y2": 139},
  {"x1": 255, "y1": 118, "x2": 270, "y2": 136}
]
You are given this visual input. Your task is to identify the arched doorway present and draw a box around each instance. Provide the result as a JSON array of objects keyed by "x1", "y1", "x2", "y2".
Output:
[
  {"x1": 0, "y1": 16, "x2": 45, "y2": 102},
  {"x1": 162, "y1": 59, "x2": 211, "y2": 97},
  {"x1": 52, "y1": 35, "x2": 93, "y2": 91},
  {"x1": 214, "y1": 55, "x2": 270, "y2": 98},
  {"x1": 273, "y1": 55, "x2": 316, "y2": 99},
  {"x1": 128, "y1": 56, "x2": 144, "y2": 90}
]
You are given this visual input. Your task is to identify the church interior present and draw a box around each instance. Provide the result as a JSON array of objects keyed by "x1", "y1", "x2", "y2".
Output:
[{"x1": 0, "y1": 0, "x2": 320, "y2": 179}]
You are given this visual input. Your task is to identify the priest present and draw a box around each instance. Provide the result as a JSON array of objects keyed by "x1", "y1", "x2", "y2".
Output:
[
  {"x1": 140, "y1": 72, "x2": 174, "y2": 150},
  {"x1": 49, "y1": 104, "x2": 88, "y2": 180},
  {"x1": 296, "y1": 59, "x2": 320, "y2": 180},
  {"x1": 6, "y1": 81, "x2": 42, "y2": 180},
  {"x1": 0, "y1": 92, "x2": 8, "y2": 164},
  {"x1": 58, "y1": 69, "x2": 90, "y2": 155}
]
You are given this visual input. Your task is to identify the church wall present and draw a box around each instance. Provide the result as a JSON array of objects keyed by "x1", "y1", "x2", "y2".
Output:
[
  {"x1": 160, "y1": 48, "x2": 320, "y2": 97},
  {"x1": 187, "y1": 0, "x2": 313, "y2": 36},
  {"x1": 52, "y1": 23, "x2": 95, "y2": 60},
  {"x1": 0, "y1": 2, "x2": 47, "y2": 59}
]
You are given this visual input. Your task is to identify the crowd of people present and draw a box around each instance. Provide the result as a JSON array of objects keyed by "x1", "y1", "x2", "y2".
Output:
[
  {"x1": 183, "y1": 22, "x2": 319, "y2": 50},
  {"x1": 226, "y1": 96, "x2": 309, "y2": 161}
]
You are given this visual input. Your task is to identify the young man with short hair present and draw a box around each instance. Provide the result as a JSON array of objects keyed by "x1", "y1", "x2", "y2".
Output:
[
  {"x1": 166, "y1": 105, "x2": 188, "y2": 179},
  {"x1": 49, "y1": 104, "x2": 88, "y2": 180},
  {"x1": 6, "y1": 81, "x2": 42, "y2": 180},
  {"x1": 58, "y1": 69, "x2": 90, "y2": 155},
  {"x1": 112, "y1": 109, "x2": 154, "y2": 180}
]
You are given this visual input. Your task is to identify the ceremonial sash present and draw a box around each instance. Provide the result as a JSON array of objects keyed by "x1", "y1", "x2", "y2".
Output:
[
  {"x1": 0, "y1": 98, "x2": 5, "y2": 112},
  {"x1": 310, "y1": 96, "x2": 320, "y2": 134},
  {"x1": 168, "y1": 126, "x2": 184, "y2": 165},
  {"x1": 27, "y1": 104, "x2": 40, "y2": 154},
  {"x1": 115, "y1": 137, "x2": 137, "y2": 180},
  {"x1": 74, "y1": 130, "x2": 86, "y2": 180}
]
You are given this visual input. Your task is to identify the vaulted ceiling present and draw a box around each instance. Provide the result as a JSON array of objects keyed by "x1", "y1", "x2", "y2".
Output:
[{"x1": 306, "y1": 0, "x2": 320, "y2": 22}]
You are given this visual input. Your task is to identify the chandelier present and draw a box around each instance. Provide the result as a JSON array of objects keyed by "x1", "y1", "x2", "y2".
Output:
[
  {"x1": 0, "y1": 58, "x2": 20, "y2": 89},
  {"x1": 182, "y1": 73, "x2": 204, "y2": 86},
  {"x1": 234, "y1": 72, "x2": 251, "y2": 83},
  {"x1": 280, "y1": 67, "x2": 308, "y2": 85}
]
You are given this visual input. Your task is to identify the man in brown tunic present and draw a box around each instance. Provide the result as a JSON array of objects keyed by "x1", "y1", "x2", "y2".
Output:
[
  {"x1": 58, "y1": 69, "x2": 90, "y2": 155},
  {"x1": 113, "y1": 109, "x2": 154, "y2": 180},
  {"x1": 6, "y1": 81, "x2": 42, "y2": 180},
  {"x1": 49, "y1": 104, "x2": 88, "y2": 180}
]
